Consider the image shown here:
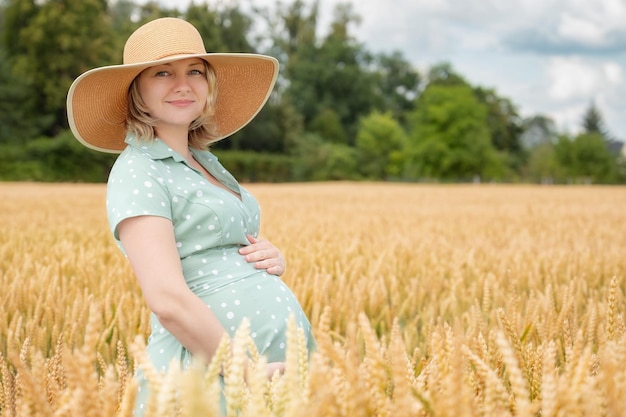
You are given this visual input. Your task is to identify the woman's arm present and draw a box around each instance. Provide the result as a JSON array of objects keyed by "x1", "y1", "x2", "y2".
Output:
[{"x1": 118, "y1": 215, "x2": 226, "y2": 363}]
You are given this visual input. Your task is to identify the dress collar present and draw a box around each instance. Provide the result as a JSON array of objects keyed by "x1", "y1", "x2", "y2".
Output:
[{"x1": 124, "y1": 134, "x2": 217, "y2": 165}]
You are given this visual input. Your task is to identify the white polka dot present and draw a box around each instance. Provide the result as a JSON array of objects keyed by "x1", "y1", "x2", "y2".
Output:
[
  {"x1": 144, "y1": 181, "x2": 152, "y2": 188},
  {"x1": 234, "y1": 300, "x2": 240, "y2": 305},
  {"x1": 196, "y1": 190, "x2": 203, "y2": 197},
  {"x1": 226, "y1": 312, "x2": 234, "y2": 319},
  {"x1": 279, "y1": 343, "x2": 285, "y2": 349},
  {"x1": 221, "y1": 302, "x2": 227, "y2": 308},
  {"x1": 276, "y1": 297, "x2": 282, "y2": 303}
]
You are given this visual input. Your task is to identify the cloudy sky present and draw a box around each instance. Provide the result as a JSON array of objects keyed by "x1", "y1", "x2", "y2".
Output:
[{"x1": 156, "y1": 0, "x2": 626, "y2": 141}]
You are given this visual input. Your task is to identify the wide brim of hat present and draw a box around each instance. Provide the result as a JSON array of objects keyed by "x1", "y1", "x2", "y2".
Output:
[{"x1": 67, "y1": 53, "x2": 279, "y2": 153}]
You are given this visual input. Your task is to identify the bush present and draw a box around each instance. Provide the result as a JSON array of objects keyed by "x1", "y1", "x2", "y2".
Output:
[{"x1": 212, "y1": 150, "x2": 293, "y2": 183}]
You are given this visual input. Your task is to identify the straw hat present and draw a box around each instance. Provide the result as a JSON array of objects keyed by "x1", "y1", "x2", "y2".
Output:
[{"x1": 67, "y1": 17, "x2": 279, "y2": 153}]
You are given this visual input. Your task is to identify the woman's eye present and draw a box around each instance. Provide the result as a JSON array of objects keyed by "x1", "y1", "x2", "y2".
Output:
[
  {"x1": 155, "y1": 71, "x2": 170, "y2": 77},
  {"x1": 189, "y1": 69, "x2": 204, "y2": 76}
]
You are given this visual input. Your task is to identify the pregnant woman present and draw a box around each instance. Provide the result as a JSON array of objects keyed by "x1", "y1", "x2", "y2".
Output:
[{"x1": 66, "y1": 17, "x2": 315, "y2": 415}]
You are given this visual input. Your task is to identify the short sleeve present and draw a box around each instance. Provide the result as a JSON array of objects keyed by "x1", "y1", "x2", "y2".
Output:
[{"x1": 106, "y1": 148, "x2": 172, "y2": 241}]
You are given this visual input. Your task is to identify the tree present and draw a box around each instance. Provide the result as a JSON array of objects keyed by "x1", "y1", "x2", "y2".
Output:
[
  {"x1": 555, "y1": 133, "x2": 617, "y2": 183},
  {"x1": 426, "y1": 62, "x2": 467, "y2": 87},
  {"x1": 473, "y1": 86, "x2": 525, "y2": 170},
  {"x1": 355, "y1": 111, "x2": 407, "y2": 179},
  {"x1": 520, "y1": 115, "x2": 558, "y2": 149},
  {"x1": 290, "y1": 133, "x2": 359, "y2": 181},
  {"x1": 372, "y1": 51, "x2": 421, "y2": 126},
  {"x1": 525, "y1": 143, "x2": 563, "y2": 184},
  {"x1": 309, "y1": 108, "x2": 348, "y2": 145},
  {"x1": 581, "y1": 102, "x2": 610, "y2": 139},
  {"x1": 185, "y1": 2, "x2": 255, "y2": 53},
  {"x1": 405, "y1": 83, "x2": 507, "y2": 181},
  {"x1": 2, "y1": 0, "x2": 116, "y2": 136},
  {"x1": 0, "y1": 47, "x2": 52, "y2": 143},
  {"x1": 265, "y1": 0, "x2": 377, "y2": 143}
]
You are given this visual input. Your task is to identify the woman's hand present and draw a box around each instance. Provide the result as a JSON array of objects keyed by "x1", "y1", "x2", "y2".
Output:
[
  {"x1": 266, "y1": 361, "x2": 286, "y2": 379},
  {"x1": 239, "y1": 235, "x2": 286, "y2": 276}
]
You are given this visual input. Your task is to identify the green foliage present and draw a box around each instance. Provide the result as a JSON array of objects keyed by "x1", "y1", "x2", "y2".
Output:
[
  {"x1": 554, "y1": 133, "x2": 619, "y2": 184},
  {"x1": 405, "y1": 83, "x2": 508, "y2": 181},
  {"x1": 355, "y1": 112, "x2": 407, "y2": 179},
  {"x1": 581, "y1": 102, "x2": 610, "y2": 140},
  {"x1": 426, "y1": 62, "x2": 468, "y2": 87},
  {"x1": 373, "y1": 51, "x2": 420, "y2": 125},
  {"x1": 270, "y1": 0, "x2": 378, "y2": 141},
  {"x1": 524, "y1": 143, "x2": 565, "y2": 184},
  {"x1": 473, "y1": 87, "x2": 525, "y2": 166},
  {"x1": 2, "y1": 0, "x2": 116, "y2": 135},
  {"x1": 0, "y1": 0, "x2": 623, "y2": 184},
  {"x1": 185, "y1": 2, "x2": 254, "y2": 53},
  {"x1": 0, "y1": 48, "x2": 53, "y2": 143},
  {"x1": 0, "y1": 130, "x2": 116, "y2": 182},
  {"x1": 309, "y1": 108, "x2": 348, "y2": 145},
  {"x1": 291, "y1": 133, "x2": 360, "y2": 181},
  {"x1": 213, "y1": 150, "x2": 293, "y2": 183}
]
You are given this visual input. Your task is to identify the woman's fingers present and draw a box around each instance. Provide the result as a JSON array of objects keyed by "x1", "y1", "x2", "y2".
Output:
[{"x1": 239, "y1": 236, "x2": 285, "y2": 276}]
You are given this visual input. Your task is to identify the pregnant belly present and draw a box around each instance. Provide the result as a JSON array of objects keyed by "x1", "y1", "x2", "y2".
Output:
[
  {"x1": 199, "y1": 273, "x2": 312, "y2": 359},
  {"x1": 148, "y1": 248, "x2": 315, "y2": 362}
]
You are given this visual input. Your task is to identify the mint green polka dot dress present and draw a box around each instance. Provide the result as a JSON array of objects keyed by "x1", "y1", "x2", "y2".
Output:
[{"x1": 106, "y1": 135, "x2": 316, "y2": 416}]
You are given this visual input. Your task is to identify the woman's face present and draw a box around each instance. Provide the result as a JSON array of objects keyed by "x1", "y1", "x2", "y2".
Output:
[{"x1": 137, "y1": 58, "x2": 209, "y2": 134}]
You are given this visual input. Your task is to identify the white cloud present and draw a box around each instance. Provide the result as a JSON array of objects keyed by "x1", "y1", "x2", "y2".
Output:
[
  {"x1": 558, "y1": 14, "x2": 607, "y2": 46},
  {"x1": 604, "y1": 62, "x2": 623, "y2": 84},
  {"x1": 547, "y1": 57, "x2": 623, "y2": 102},
  {"x1": 548, "y1": 57, "x2": 600, "y2": 101}
]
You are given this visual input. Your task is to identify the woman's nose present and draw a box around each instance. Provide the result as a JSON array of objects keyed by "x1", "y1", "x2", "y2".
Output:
[{"x1": 174, "y1": 76, "x2": 191, "y2": 92}]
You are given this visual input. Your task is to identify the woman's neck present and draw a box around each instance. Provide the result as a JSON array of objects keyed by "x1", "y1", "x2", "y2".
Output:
[{"x1": 155, "y1": 126, "x2": 192, "y2": 159}]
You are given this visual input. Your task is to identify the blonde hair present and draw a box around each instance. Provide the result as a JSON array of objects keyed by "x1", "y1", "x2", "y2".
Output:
[{"x1": 126, "y1": 60, "x2": 219, "y2": 150}]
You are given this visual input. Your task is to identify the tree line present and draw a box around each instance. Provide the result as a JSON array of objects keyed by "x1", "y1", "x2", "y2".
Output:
[{"x1": 1, "y1": 0, "x2": 624, "y2": 183}]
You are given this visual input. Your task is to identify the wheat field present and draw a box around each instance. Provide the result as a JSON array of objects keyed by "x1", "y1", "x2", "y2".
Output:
[{"x1": 1, "y1": 182, "x2": 625, "y2": 416}]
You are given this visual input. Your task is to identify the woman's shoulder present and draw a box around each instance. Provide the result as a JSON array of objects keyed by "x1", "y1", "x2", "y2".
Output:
[{"x1": 111, "y1": 143, "x2": 164, "y2": 172}]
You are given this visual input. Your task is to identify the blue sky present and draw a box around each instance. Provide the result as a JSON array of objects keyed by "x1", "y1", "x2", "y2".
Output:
[{"x1": 155, "y1": 0, "x2": 626, "y2": 141}]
